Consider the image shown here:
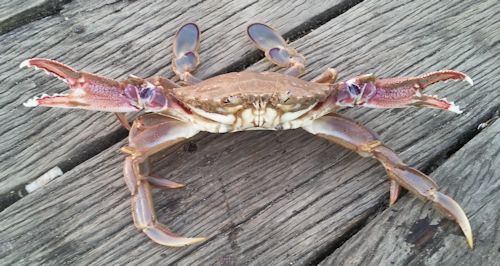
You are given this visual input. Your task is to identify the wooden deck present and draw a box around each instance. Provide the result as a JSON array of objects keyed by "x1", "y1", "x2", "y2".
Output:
[{"x1": 1, "y1": 0, "x2": 499, "y2": 265}]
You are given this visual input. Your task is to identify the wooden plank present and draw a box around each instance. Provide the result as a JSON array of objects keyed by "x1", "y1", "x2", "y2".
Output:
[
  {"x1": 320, "y1": 119, "x2": 500, "y2": 266},
  {"x1": 1, "y1": 0, "x2": 499, "y2": 265},
  {"x1": 0, "y1": 0, "x2": 354, "y2": 197},
  {"x1": 0, "y1": 0, "x2": 68, "y2": 34}
]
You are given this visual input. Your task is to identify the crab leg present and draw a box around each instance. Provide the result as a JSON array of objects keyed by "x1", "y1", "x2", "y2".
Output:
[
  {"x1": 311, "y1": 68, "x2": 338, "y2": 84},
  {"x1": 172, "y1": 23, "x2": 202, "y2": 85},
  {"x1": 115, "y1": 113, "x2": 131, "y2": 130},
  {"x1": 302, "y1": 113, "x2": 473, "y2": 249},
  {"x1": 121, "y1": 114, "x2": 202, "y2": 247},
  {"x1": 247, "y1": 23, "x2": 305, "y2": 77},
  {"x1": 334, "y1": 70, "x2": 473, "y2": 113}
]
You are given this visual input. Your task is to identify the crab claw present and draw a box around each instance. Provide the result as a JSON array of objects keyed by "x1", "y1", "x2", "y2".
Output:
[
  {"x1": 21, "y1": 58, "x2": 169, "y2": 113},
  {"x1": 335, "y1": 70, "x2": 473, "y2": 113}
]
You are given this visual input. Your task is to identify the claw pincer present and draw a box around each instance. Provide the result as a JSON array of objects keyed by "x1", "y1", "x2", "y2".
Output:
[
  {"x1": 334, "y1": 70, "x2": 472, "y2": 113},
  {"x1": 21, "y1": 58, "x2": 169, "y2": 113}
]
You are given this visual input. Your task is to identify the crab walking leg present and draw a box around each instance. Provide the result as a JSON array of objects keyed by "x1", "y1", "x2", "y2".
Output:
[
  {"x1": 311, "y1": 68, "x2": 338, "y2": 84},
  {"x1": 137, "y1": 157, "x2": 186, "y2": 189},
  {"x1": 122, "y1": 114, "x2": 203, "y2": 247},
  {"x1": 172, "y1": 23, "x2": 202, "y2": 85},
  {"x1": 115, "y1": 113, "x2": 131, "y2": 130},
  {"x1": 247, "y1": 23, "x2": 305, "y2": 77},
  {"x1": 302, "y1": 114, "x2": 473, "y2": 249}
]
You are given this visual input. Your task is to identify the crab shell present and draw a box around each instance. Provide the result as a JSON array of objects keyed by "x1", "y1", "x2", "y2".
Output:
[{"x1": 173, "y1": 71, "x2": 333, "y2": 131}]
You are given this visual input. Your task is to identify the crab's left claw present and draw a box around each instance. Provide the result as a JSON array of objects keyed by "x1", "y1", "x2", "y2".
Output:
[
  {"x1": 21, "y1": 58, "x2": 167, "y2": 113},
  {"x1": 335, "y1": 70, "x2": 473, "y2": 114}
]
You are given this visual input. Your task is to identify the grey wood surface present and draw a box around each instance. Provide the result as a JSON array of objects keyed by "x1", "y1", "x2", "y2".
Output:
[
  {"x1": 0, "y1": 0, "x2": 68, "y2": 34},
  {"x1": 0, "y1": 0, "x2": 352, "y2": 197},
  {"x1": 321, "y1": 119, "x2": 500, "y2": 266},
  {"x1": 1, "y1": 0, "x2": 499, "y2": 265}
]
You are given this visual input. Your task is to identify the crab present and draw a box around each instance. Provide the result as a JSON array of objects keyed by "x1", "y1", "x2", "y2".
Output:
[{"x1": 21, "y1": 22, "x2": 474, "y2": 248}]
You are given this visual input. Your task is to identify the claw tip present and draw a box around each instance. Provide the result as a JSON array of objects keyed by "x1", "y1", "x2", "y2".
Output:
[
  {"x1": 23, "y1": 97, "x2": 39, "y2": 107},
  {"x1": 191, "y1": 237, "x2": 208, "y2": 244},
  {"x1": 464, "y1": 75, "x2": 473, "y2": 86},
  {"x1": 447, "y1": 102, "x2": 463, "y2": 114},
  {"x1": 467, "y1": 234, "x2": 474, "y2": 249},
  {"x1": 20, "y1": 59, "x2": 31, "y2": 69}
]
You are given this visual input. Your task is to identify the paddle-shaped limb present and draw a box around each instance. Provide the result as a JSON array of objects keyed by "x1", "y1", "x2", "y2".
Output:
[
  {"x1": 121, "y1": 114, "x2": 203, "y2": 247},
  {"x1": 302, "y1": 113, "x2": 473, "y2": 249},
  {"x1": 247, "y1": 23, "x2": 305, "y2": 77},
  {"x1": 172, "y1": 23, "x2": 202, "y2": 85}
]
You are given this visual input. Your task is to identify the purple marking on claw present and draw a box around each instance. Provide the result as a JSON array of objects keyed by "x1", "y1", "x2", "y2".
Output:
[
  {"x1": 124, "y1": 85, "x2": 139, "y2": 101},
  {"x1": 136, "y1": 85, "x2": 168, "y2": 111}
]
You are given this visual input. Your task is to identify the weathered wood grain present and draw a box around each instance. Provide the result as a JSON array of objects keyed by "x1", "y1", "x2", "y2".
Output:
[
  {"x1": 0, "y1": 0, "x2": 69, "y2": 34},
  {"x1": 0, "y1": 0, "x2": 355, "y2": 198},
  {"x1": 321, "y1": 119, "x2": 500, "y2": 266},
  {"x1": 1, "y1": 0, "x2": 498, "y2": 265}
]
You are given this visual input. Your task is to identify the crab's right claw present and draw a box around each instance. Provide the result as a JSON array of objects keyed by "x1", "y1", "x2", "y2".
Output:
[
  {"x1": 247, "y1": 23, "x2": 305, "y2": 76},
  {"x1": 21, "y1": 58, "x2": 165, "y2": 113}
]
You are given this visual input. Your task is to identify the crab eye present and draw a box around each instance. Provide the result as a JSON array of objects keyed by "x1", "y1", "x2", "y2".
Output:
[
  {"x1": 222, "y1": 98, "x2": 230, "y2": 104},
  {"x1": 347, "y1": 83, "x2": 361, "y2": 96}
]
